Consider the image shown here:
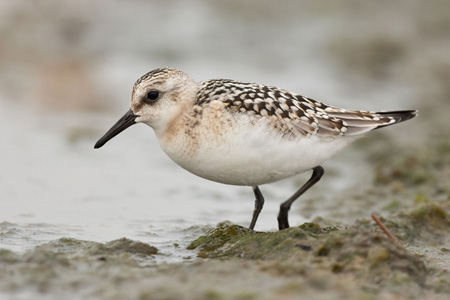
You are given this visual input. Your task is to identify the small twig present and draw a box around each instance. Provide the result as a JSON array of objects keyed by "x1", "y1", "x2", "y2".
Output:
[{"x1": 371, "y1": 213, "x2": 400, "y2": 245}]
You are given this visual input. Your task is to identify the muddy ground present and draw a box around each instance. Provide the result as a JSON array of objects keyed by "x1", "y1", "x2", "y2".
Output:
[{"x1": 1, "y1": 204, "x2": 449, "y2": 300}]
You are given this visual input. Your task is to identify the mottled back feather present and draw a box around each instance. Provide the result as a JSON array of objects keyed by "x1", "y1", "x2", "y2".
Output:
[{"x1": 196, "y1": 79, "x2": 417, "y2": 138}]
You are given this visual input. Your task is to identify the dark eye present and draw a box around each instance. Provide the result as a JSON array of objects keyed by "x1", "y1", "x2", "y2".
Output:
[{"x1": 145, "y1": 90, "x2": 160, "y2": 103}]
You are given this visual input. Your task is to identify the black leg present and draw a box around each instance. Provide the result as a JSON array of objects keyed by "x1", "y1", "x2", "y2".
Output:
[
  {"x1": 249, "y1": 186, "x2": 264, "y2": 230},
  {"x1": 277, "y1": 166, "x2": 324, "y2": 230}
]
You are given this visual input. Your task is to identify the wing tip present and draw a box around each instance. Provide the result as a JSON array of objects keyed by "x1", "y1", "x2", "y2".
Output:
[{"x1": 376, "y1": 109, "x2": 418, "y2": 127}]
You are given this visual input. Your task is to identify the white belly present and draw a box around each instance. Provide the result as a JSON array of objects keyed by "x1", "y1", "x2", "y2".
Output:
[{"x1": 157, "y1": 116, "x2": 359, "y2": 186}]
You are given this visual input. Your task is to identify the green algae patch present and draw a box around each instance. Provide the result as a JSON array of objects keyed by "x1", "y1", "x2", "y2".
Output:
[
  {"x1": 187, "y1": 221, "x2": 338, "y2": 259},
  {"x1": 187, "y1": 221, "x2": 252, "y2": 254}
]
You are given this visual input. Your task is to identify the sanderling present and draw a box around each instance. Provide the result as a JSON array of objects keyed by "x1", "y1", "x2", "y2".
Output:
[{"x1": 94, "y1": 68, "x2": 417, "y2": 230}]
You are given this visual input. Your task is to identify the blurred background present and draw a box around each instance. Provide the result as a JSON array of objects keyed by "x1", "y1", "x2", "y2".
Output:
[{"x1": 1, "y1": 0, "x2": 449, "y2": 257}]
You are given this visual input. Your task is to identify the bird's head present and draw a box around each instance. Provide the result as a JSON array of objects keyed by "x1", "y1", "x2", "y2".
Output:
[{"x1": 94, "y1": 68, "x2": 197, "y2": 149}]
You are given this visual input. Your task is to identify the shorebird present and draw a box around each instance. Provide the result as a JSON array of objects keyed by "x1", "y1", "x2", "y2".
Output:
[{"x1": 94, "y1": 68, "x2": 417, "y2": 230}]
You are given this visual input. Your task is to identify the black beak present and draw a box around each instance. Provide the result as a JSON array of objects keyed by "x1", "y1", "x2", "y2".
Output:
[{"x1": 94, "y1": 109, "x2": 139, "y2": 149}]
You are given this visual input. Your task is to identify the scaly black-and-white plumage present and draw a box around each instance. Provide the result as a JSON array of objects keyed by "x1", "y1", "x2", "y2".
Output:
[{"x1": 196, "y1": 78, "x2": 415, "y2": 138}]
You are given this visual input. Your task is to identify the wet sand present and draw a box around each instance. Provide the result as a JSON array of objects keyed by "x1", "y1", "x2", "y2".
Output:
[{"x1": 1, "y1": 202, "x2": 449, "y2": 299}]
